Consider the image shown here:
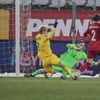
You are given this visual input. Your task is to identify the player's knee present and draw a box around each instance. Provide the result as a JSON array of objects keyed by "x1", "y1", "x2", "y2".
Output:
[{"x1": 58, "y1": 61, "x2": 65, "y2": 68}]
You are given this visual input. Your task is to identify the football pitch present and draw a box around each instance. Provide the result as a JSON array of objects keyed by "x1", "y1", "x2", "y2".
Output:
[{"x1": 0, "y1": 77, "x2": 100, "y2": 100}]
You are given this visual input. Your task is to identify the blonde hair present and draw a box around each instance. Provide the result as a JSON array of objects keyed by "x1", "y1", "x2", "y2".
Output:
[{"x1": 39, "y1": 25, "x2": 47, "y2": 33}]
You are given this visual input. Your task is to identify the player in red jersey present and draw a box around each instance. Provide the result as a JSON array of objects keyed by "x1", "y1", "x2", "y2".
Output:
[{"x1": 78, "y1": 14, "x2": 100, "y2": 75}]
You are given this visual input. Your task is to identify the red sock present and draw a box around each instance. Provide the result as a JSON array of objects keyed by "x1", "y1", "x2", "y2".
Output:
[{"x1": 79, "y1": 62, "x2": 91, "y2": 73}]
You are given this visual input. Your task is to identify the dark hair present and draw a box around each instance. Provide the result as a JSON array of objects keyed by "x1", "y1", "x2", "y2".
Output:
[
  {"x1": 77, "y1": 38, "x2": 85, "y2": 43},
  {"x1": 92, "y1": 14, "x2": 100, "y2": 21}
]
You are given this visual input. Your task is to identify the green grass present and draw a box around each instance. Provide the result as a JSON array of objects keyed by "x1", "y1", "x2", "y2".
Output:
[{"x1": 0, "y1": 77, "x2": 100, "y2": 100}]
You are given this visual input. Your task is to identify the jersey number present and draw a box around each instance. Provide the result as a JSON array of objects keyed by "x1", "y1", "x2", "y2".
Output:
[{"x1": 91, "y1": 30, "x2": 96, "y2": 41}]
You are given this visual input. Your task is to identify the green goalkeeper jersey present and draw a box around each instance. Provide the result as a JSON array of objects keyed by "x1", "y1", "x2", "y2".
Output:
[{"x1": 52, "y1": 44, "x2": 87, "y2": 71}]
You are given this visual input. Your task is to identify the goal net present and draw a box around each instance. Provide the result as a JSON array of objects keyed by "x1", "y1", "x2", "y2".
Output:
[{"x1": 0, "y1": 0, "x2": 34, "y2": 76}]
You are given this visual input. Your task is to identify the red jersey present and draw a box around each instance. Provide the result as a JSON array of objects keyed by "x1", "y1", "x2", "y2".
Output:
[{"x1": 84, "y1": 22, "x2": 100, "y2": 51}]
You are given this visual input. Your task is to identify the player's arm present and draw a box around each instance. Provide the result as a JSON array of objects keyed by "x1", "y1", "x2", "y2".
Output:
[
  {"x1": 66, "y1": 44, "x2": 76, "y2": 49},
  {"x1": 81, "y1": 52, "x2": 87, "y2": 60},
  {"x1": 47, "y1": 21, "x2": 58, "y2": 40},
  {"x1": 84, "y1": 30, "x2": 88, "y2": 37},
  {"x1": 74, "y1": 46, "x2": 84, "y2": 51},
  {"x1": 83, "y1": 21, "x2": 92, "y2": 38},
  {"x1": 47, "y1": 28, "x2": 56, "y2": 40},
  {"x1": 66, "y1": 44, "x2": 84, "y2": 51},
  {"x1": 84, "y1": 28, "x2": 91, "y2": 40}
]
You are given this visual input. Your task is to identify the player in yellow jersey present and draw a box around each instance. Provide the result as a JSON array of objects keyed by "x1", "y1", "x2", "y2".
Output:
[{"x1": 36, "y1": 21, "x2": 78, "y2": 80}]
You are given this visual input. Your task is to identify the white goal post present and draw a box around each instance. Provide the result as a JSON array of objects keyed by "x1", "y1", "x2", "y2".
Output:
[
  {"x1": 15, "y1": 0, "x2": 20, "y2": 76},
  {"x1": 15, "y1": 0, "x2": 32, "y2": 76}
]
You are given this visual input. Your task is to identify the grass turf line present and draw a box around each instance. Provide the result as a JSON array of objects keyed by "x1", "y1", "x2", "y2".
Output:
[{"x1": 0, "y1": 77, "x2": 100, "y2": 100}]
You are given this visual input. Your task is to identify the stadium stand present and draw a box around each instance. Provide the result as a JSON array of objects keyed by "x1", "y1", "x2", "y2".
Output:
[
  {"x1": 32, "y1": 0, "x2": 50, "y2": 5},
  {"x1": 83, "y1": 0, "x2": 100, "y2": 7},
  {"x1": 74, "y1": 0, "x2": 86, "y2": 5},
  {"x1": 0, "y1": 0, "x2": 14, "y2": 4},
  {"x1": 31, "y1": 0, "x2": 50, "y2": 9},
  {"x1": 49, "y1": 0, "x2": 66, "y2": 7},
  {"x1": 95, "y1": 0, "x2": 100, "y2": 7},
  {"x1": 83, "y1": 0, "x2": 100, "y2": 10},
  {"x1": 0, "y1": 0, "x2": 99, "y2": 10},
  {"x1": 86, "y1": 0, "x2": 96, "y2": 7}
]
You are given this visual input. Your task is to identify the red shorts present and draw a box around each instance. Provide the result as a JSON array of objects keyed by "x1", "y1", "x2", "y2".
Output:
[
  {"x1": 88, "y1": 41, "x2": 100, "y2": 51},
  {"x1": 87, "y1": 41, "x2": 100, "y2": 59},
  {"x1": 87, "y1": 50, "x2": 100, "y2": 59}
]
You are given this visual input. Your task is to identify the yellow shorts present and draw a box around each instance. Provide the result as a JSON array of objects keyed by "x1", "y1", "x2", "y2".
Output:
[{"x1": 42, "y1": 54, "x2": 60, "y2": 73}]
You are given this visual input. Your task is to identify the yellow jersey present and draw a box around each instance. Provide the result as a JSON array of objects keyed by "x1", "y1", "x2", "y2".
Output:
[{"x1": 36, "y1": 28, "x2": 56, "y2": 59}]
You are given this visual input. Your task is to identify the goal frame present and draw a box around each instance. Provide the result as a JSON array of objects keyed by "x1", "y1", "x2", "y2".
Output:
[{"x1": 15, "y1": 0, "x2": 20, "y2": 76}]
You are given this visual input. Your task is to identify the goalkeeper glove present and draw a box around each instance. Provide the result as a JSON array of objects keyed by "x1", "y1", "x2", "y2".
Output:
[{"x1": 54, "y1": 20, "x2": 58, "y2": 28}]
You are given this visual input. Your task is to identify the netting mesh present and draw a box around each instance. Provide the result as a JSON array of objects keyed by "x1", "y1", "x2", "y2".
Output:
[
  {"x1": 0, "y1": 0, "x2": 35, "y2": 74},
  {"x1": 20, "y1": 0, "x2": 34, "y2": 73},
  {"x1": 0, "y1": 3, "x2": 15, "y2": 73}
]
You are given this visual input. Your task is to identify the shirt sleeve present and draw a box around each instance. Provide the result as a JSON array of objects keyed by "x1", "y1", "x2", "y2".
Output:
[{"x1": 81, "y1": 52, "x2": 87, "y2": 60}]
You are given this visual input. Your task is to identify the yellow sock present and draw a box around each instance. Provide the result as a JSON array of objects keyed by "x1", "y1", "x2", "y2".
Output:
[
  {"x1": 63, "y1": 67, "x2": 74, "y2": 77},
  {"x1": 47, "y1": 73, "x2": 52, "y2": 78}
]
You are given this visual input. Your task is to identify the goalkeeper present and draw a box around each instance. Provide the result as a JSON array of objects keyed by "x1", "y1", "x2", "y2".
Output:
[
  {"x1": 52, "y1": 38, "x2": 99, "y2": 78},
  {"x1": 52, "y1": 39, "x2": 87, "y2": 78}
]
